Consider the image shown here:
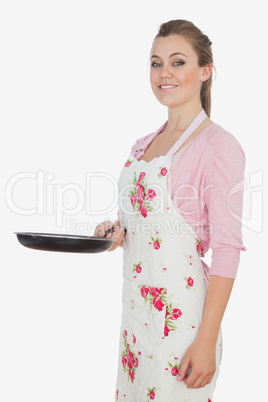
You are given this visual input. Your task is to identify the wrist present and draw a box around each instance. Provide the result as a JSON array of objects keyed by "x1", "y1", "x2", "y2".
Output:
[{"x1": 195, "y1": 326, "x2": 219, "y2": 346}]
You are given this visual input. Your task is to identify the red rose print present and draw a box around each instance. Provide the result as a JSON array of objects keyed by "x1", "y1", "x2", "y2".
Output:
[
  {"x1": 147, "y1": 387, "x2": 156, "y2": 400},
  {"x1": 122, "y1": 355, "x2": 127, "y2": 367},
  {"x1": 196, "y1": 240, "x2": 205, "y2": 257},
  {"x1": 171, "y1": 367, "x2": 179, "y2": 376},
  {"x1": 164, "y1": 323, "x2": 170, "y2": 337},
  {"x1": 116, "y1": 389, "x2": 118, "y2": 399},
  {"x1": 150, "y1": 287, "x2": 162, "y2": 297},
  {"x1": 153, "y1": 241, "x2": 160, "y2": 249},
  {"x1": 147, "y1": 188, "x2": 156, "y2": 201},
  {"x1": 130, "y1": 171, "x2": 156, "y2": 217},
  {"x1": 138, "y1": 172, "x2": 146, "y2": 182},
  {"x1": 133, "y1": 261, "x2": 143, "y2": 276},
  {"x1": 125, "y1": 161, "x2": 131, "y2": 167},
  {"x1": 187, "y1": 277, "x2": 194, "y2": 286},
  {"x1": 127, "y1": 350, "x2": 134, "y2": 369},
  {"x1": 149, "y1": 233, "x2": 163, "y2": 247},
  {"x1": 160, "y1": 167, "x2": 168, "y2": 176},
  {"x1": 138, "y1": 284, "x2": 182, "y2": 338},
  {"x1": 141, "y1": 286, "x2": 149, "y2": 298},
  {"x1": 123, "y1": 330, "x2": 127, "y2": 338},
  {"x1": 129, "y1": 369, "x2": 134, "y2": 383},
  {"x1": 170, "y1": 308, "x2": 182, "y2": 320},
  {"x1": 136, "y1": 183, "x2": 145, "y2": 204},
  {"x1": 152, "y1": 297, "x2": 164, "y2": 311},
  {"x1": 121, "y1": 331, "x2": 138, "y2": 384},
  {"x1": 185, "y1": 276, "x2": 194, "y2": 290},
  {"x1": 130, "y1": 193, "x2": 137, "y2": 206},
  {"x1": 139, "y1": 203, "x2": 148, "y2": 218},
  {"x1": 165, "y1": 306, "x2": 169, "y2": 319}
]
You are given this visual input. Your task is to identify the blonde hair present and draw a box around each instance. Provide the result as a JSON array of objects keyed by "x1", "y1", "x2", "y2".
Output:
[{"x1": 154, "y1": 19, "x2": 216, "y2": 117}]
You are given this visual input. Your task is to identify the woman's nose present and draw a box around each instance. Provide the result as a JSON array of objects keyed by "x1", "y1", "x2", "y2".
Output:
[{"x1": 161, "y1": 64, "x2": 172, "y2": 79}]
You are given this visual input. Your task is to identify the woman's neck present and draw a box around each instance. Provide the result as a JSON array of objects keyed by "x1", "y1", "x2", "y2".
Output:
[{"x1": 165, "y1": 102, "x2": 204, "y2": 135}]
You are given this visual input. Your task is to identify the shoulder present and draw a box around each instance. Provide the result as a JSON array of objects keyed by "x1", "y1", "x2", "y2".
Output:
[{"x1": 204, "y1": 123, "x2": 246, "y2": 164}]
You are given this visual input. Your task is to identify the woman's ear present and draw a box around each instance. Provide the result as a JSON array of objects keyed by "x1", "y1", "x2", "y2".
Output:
[{"x1": 201, "y1": 64, "x2": 213, "y2": 82}]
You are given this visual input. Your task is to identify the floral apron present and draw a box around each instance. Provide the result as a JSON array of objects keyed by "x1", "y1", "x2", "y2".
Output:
[{"x1": 115, "y1": 109, "x2": 223, "y2": 402}]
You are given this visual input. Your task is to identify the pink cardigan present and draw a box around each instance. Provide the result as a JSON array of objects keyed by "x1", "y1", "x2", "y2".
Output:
[{"x1": 117, "y1": 122, "x2": 247, "y2": 279}]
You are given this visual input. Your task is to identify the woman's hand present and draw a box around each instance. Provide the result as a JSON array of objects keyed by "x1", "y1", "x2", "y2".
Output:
[
  {"x1": 177, "y1": 338, "x2": 216, "y2": 389},
  {"x1": 93, "y1": 220, "x2": 125, "y2": 251},
  {"x1": 177, "y1": 276, "x2": 234, "y2": 389}
]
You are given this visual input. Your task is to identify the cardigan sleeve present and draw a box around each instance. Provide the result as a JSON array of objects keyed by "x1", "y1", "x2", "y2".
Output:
[{"x1": 204, "y1": 131, "x2": 247, "y2": 279}]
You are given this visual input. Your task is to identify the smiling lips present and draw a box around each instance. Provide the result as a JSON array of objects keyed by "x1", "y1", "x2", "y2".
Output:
[{"x1": 159, "y1": 84, "x2": 179, "y2": 91}]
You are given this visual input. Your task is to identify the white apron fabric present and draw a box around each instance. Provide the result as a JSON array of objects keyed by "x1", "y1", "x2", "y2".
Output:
[{"x1": 115, "y1": 109, "x2": 223, "y2": 402}]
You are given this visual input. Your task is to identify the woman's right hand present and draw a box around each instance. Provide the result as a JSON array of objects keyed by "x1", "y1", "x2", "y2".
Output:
[{"x1": 93, "y1": 220, "x2": 125, "y2": 251}]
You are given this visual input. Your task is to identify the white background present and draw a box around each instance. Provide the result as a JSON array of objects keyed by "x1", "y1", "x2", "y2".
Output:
[{"x1": 1, "y1": 0, "x2": 267, "y2": 401}]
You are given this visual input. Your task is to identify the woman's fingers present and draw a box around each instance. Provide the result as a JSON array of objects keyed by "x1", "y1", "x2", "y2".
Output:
[
  {"x1": 184, "y1": 367, "x2": 215, "y2": 389},
  {"x1": 186, "y1": 373, "x2": 212, "y2": 389},
  {"x1": 94, "y1": 221, "x2": 125, "y2": 251},
  {"x1": 106, "y1": 225, "x2": 118, "y2": 239},
  {"x1": 107, "y1": 227, "x2": 125, "y2": 251},
  {"x1": 177, "y1": 338, "x2": 216, "y2": 389},
  {"x1": 177, "y1": 354, "x2": 191, "y2": 382},
  {"x1": 184, "y1": 368, "x2": 205, "y2": 389},
  {"x1": 94, "y1": 220, "x2": 114, "y2": 237}
]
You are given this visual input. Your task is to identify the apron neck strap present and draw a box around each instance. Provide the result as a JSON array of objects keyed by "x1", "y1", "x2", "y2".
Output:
[{"x1": 165, "y1": 109, "x2": 207, "y2": 158}]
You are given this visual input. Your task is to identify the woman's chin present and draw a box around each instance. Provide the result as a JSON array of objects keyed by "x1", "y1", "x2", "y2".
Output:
[{"x1": 155, "y1": 97, "x2": 183, "y2": 108}]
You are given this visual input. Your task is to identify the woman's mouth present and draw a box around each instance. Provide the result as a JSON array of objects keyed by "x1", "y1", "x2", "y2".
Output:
[{"x1": 158, "y1": 85, "x2": 179, "y2": 92}]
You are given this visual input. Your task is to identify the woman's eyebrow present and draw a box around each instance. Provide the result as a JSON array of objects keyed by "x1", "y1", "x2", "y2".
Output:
[
  {"x1": 151, "y1": 52, "x2": 188, "y2": 59},
  {"x1": 170, "y1": 52, "x2": 188, "y2": 58}
]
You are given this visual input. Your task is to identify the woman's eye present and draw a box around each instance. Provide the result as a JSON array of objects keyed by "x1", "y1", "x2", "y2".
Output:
[{"x1": 151, "y1": 61, "x2": 185, "y2": 67}]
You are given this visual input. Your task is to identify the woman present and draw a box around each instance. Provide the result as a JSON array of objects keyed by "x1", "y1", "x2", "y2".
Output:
[{"x1": 95, "y1": 19, "x2": 246, "y2": 401}]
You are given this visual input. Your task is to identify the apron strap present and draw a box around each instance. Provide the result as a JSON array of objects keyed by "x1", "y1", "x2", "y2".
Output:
[{"x1": 165, "y1": 109, "x2": 207, "y2": 158}]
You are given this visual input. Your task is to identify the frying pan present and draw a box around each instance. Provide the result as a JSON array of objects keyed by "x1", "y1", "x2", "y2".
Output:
[{"x1": 15, "y1": 227, "x2": 125, "y2": 254}]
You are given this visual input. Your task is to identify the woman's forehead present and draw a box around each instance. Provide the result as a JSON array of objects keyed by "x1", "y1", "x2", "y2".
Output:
[{"x1": 151, "y1": 35, "x2": 192, "y2": 58}]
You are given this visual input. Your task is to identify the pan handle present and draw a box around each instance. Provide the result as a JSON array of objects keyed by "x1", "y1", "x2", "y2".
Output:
[{"x1": 104, "y1": 227, "x2": 127, "y2": 237}]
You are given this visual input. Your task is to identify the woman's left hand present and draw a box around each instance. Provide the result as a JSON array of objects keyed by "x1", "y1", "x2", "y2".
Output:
[{"x1": 177, "y1": 338, "x2": 216, "y2": 389}]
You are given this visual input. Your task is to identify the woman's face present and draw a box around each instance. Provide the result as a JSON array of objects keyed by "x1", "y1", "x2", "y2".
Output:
[{"x1": 150, "y1": 35, "x2": 211, "y2": 108}]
